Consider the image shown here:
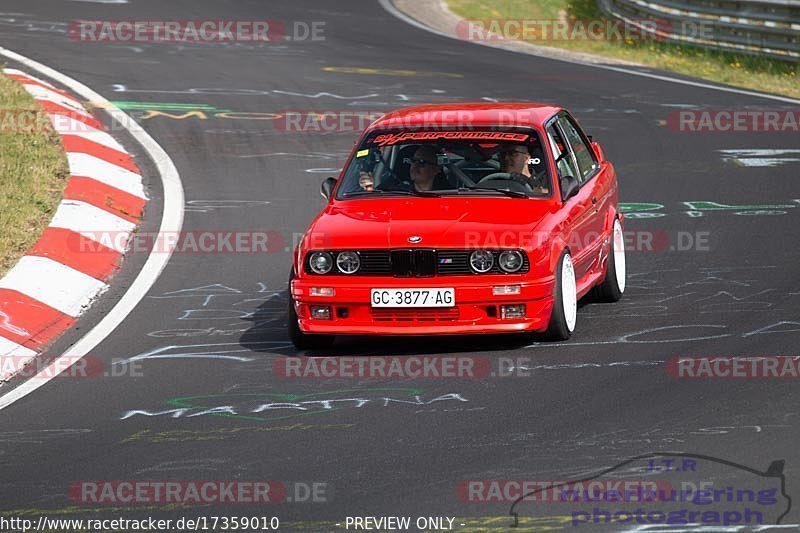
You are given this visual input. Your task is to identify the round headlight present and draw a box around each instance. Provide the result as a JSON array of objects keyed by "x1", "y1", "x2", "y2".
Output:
[
  {"x1": 499, "y1": 250, "x2": 524, "y2": 273},
  {"x1": 336, "y1": 251, "x2": 360, "y2": 274},
  {"x1": 309, "y1": 251, "x2": 333, "y2": 274},
  {"x1": 470, "y1": 250, "x2": 494, "y2": 273}
]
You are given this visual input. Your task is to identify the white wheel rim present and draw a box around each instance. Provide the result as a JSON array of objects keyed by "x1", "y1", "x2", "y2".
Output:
[
  {"x1": 562, "y1": 254, "x2": 577, "y2": 332},
  {"x1": 613, "y1": 219, "x2": 626, "y2": 293}
]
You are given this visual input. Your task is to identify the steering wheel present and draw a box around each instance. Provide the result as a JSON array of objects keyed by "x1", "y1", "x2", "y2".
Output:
[{"x1": 477, "y1": 172, "x2": 532, "y2": 188}]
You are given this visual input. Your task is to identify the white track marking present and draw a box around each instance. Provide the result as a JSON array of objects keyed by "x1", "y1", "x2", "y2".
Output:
[
  {"x1": 0, "y1": 337, "x2": 36, "y2": 358},
  {"x1": 0, "y1": 47, "x2": 184, "y2": 410},
  {"x1": 22, "y1": 84, "x2": 88, "y2": 114},
  {"x1": 732, "y1": 158, "x2": 800, "y2": 167},
  {"x1": 67, "y1": 152, "x2": 146, "y2": 199},
  {"x1": 719, "y1": 148, "x2": 800, "y2": 167},
  {"x1": 509, "y1": 360, "x2": 663, "y2": 371},
  {"x1": 377, "y1": 0, "x2": 453, "y2": 38},
  {"x1": 1, "y1": 356, "x2": 36, "y2": 381},
  {"x1": 49, "y1": 115, "x2": 125, "y2": 151},
  {"x1": 49, "y1": 200, "x2": 135, "y2": 253},
  {"x1": 0, "y1": 339, "x2": 37, "y2": 381},
  {"x1": 379, "y1": 0, "x2": 800, "y2": 105},
  {"x1": 719, "y1": 149, "x2": 800, "y2": 157},
  {"x1": 0, "y1": 257, "x2": 108, "y2": 317},
  {"x1": 3, "y1": 68, "x2": 57, "y2": 88}
]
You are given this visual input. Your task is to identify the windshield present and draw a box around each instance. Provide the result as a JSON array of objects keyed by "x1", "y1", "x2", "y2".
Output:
[{"x1": 335, "y1": 130, "x2": 552, "y2": 199}]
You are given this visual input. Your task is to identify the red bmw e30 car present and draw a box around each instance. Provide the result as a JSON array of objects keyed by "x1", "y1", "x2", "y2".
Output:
[{"x1": 288, "y1": 103, "x2": 625, "y2": 348}]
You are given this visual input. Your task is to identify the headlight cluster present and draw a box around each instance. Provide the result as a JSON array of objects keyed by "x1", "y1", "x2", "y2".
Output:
[
  {"x1": 469, "y1": 250, "x2": 525, "y2": 273},
  {"x1": 307, "y1": 249, "x2": 525, "y2": 275},
  {"x1": 469, "y1": 250, "x2": 494, "y2": 273},
  {"x1": 308, "y1": 251, "x2": 360, "y2": 274},
  {"x1": 498, "y1": 250, "x2": 524, "y2": 272}
]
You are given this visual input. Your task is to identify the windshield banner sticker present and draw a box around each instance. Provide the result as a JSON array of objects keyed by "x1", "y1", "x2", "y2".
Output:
[{"x1": 372, "y1": 131, "x2": 528, "y2": 147}]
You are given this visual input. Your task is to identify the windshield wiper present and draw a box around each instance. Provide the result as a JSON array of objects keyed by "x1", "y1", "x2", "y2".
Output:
[
  {"x1": 341, "y1": 189, "x2": 441, "y2": 198},
  {"x1": 458, "y1": 187, "x2": 530, "y2": 198}
]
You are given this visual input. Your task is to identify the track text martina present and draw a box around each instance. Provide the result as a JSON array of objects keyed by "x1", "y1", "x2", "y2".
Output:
[{"x1": 344, "y1": 517, "x2": 456, "y2": 530}]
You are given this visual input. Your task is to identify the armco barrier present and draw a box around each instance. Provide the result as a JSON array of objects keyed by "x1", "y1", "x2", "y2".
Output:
[{"x1": 599, "y1": 0, "x2": 800, "y2": 61}]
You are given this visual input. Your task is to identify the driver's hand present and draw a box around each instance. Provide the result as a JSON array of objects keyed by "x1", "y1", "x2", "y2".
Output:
[
  {"x1": 530, "y1": 172, "x2": 550, "y2": 194},
  {"x1": 509, "y1": 172, "x2": 529, "y2": 186}
]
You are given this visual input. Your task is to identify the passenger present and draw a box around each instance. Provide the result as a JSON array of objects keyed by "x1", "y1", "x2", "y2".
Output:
[
  {"x1": 358, "y1": 171, "x2": 374, "y2": 192},
  {"x1": 363, "y1": 145, "x2": 450, "y2": 192},
  {"x1": 405, "y1": 145, "x2": 449, "y2": 192}
]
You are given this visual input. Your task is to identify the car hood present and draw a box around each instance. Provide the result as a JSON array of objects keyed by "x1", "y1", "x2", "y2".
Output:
[{"x1": 304, "y1": 197, "x2": 556, "y2": 250}]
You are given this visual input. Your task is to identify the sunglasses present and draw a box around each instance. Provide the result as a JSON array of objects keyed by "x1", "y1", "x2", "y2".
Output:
[
  {"x1": 501, "y1": 148, "x2": 529, "y2": 156},
  {"x1": 404, "y1": 157, "x2": 437, "y2": 166}
]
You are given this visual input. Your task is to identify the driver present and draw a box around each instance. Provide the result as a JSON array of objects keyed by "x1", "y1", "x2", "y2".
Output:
[
  {"x1": 498, "y1": 144, "x2": 549, "y2": 194},
  {"x1": 499, "y1": 144, "x2": 532, "y2": 178}
]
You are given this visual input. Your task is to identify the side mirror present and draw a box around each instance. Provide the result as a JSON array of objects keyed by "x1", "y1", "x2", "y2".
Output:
[
  {"x1": 560, "y1": 176, "x2": 580, "y2": 202},
  {"x1": 591, "y1": 141, "x2": 605, "y2": 162},
  {"x1": 320, "y1": 177, "x2": 337, "y2": 200}
]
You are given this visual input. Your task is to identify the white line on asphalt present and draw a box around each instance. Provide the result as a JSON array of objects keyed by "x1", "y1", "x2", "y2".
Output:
[
  {"x1": 0, "y1": 47, "x2": 185, "y2": 410},
  {"x1": 378, "y1": 0, "x2": 800, "y2": 105}
]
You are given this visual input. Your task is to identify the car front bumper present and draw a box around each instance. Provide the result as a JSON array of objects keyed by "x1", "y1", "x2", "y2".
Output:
[{"x1": 291, "y1": 275, "x2": 555, "y2": 335}]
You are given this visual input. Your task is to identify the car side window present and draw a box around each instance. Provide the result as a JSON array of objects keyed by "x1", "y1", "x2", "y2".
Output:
[
  {"x1": 557, "y1": 115, "x2": 597, "y2": 183},
  {"x1": 546, "y1": 124, "x2": 580, "y2": 181}
]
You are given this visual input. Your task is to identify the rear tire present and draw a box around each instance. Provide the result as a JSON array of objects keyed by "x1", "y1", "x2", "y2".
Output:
[
  {"x1": 596, "y1": 218, "x2": 626, "y2": 302},
  {"x1": 546, "y1": 250, "x2": 577, "y2": 341}
]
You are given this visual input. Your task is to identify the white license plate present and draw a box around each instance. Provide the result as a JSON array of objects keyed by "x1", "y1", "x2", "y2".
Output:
[{"x1": 370, "y1": 288, "x2": 455, "y2": 308}]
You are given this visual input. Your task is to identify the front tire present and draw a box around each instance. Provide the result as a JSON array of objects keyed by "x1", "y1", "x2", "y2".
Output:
[
  {"x1": 546, "y1": 250, "x2": 577, "y2": 340},
  {"x1": 596, "y1": 218, "x2": 626, "y2": 302}
]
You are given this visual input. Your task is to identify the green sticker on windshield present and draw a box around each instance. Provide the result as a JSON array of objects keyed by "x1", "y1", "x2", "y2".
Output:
[{"x1": 356, "y1": 149, "x2": 369, "y2": 158}]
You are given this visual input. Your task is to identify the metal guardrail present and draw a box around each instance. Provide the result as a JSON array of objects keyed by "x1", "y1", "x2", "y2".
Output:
[{"x1": 599, "y1": 0, "x2": 800, "y2": 61}]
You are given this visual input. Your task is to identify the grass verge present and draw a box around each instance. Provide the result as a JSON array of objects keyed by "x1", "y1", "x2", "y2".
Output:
[
  {"x1": 447, "y1": 0, "x2": 799, "y2": 99},
  {"x1": 0, "y1": 69, "x2": 69, "y2": 276}
]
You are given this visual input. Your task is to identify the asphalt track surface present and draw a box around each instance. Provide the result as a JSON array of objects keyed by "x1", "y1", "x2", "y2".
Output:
[{"x1": 1, "y1": 1, "x2": 799, "y2": 531}]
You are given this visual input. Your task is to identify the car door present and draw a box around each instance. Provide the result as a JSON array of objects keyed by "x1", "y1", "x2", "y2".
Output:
[
  {"x1": 555, "y1": 113, "x2": 608, "y2": 279},
  {"x1": 545, "y1": 119, "x2": 595, "y2": 280}
]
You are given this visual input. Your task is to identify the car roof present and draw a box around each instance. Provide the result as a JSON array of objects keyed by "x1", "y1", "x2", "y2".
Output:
[{"x1": 369, "y1": 103, "x2": 563, "y2": 130}]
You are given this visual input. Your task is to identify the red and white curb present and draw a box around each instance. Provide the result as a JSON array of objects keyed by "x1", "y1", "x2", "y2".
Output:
[{"x1": 0, "y1": 68, "x2": 147, "y2": 381}]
